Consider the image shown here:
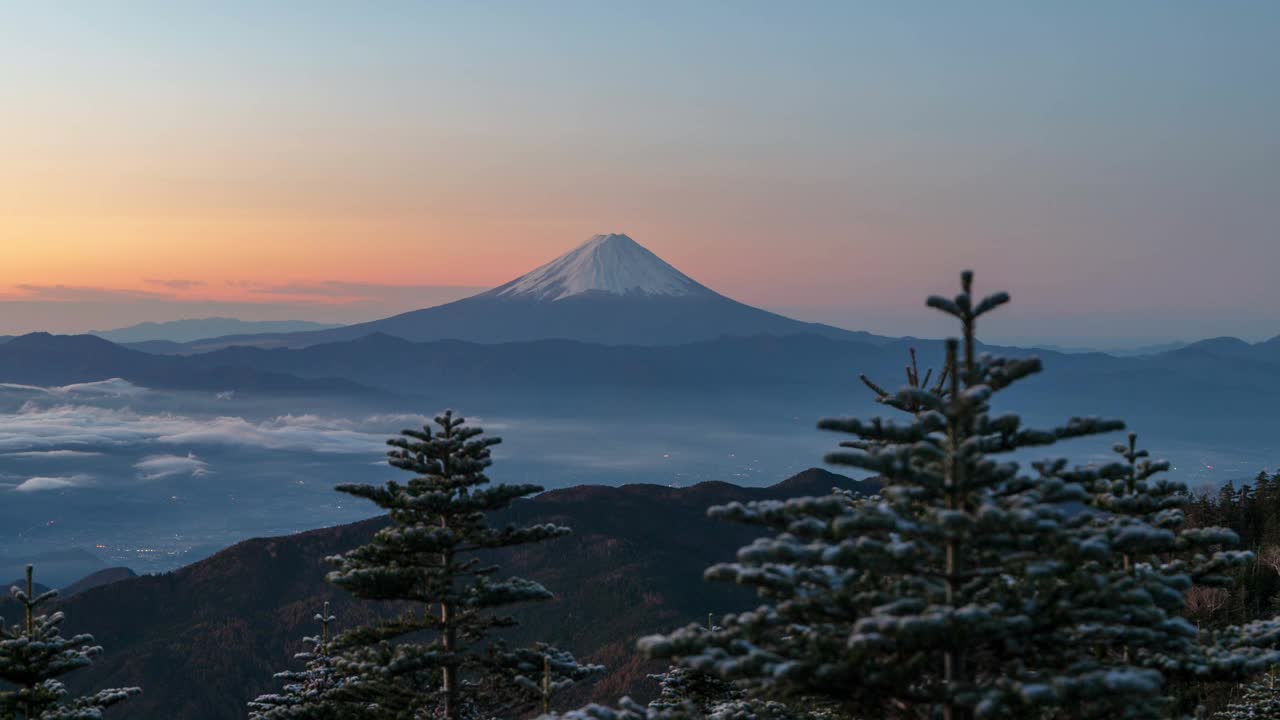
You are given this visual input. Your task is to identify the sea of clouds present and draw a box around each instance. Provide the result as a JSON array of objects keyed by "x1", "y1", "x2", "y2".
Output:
[{"x1": 0, "y1": 378, "x2": 843, "y2": 570}]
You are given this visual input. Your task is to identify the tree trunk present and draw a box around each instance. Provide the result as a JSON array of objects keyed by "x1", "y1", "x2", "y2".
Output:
[
  {"x1": 943, "y1": 341, "x2": 970, "y2": 720},
  {"x1": 442, "y1": 598, "x2": 457, "y2": 720}
]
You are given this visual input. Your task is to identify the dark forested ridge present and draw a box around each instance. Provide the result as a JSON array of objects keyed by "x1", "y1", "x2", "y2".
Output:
[{"x1": 0, "y1": 469, "x2": 872, "y2": 720}]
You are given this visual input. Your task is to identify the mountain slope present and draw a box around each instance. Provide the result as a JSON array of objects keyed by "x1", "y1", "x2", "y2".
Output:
[
  {"x1": 61, "y1": 567, "x2": 138, "y2": 597},
  {"x1": 9, "y1": 469, "x2": 873, "y2": 720},
  {"x1": 163, "y1": 234, "x2": 883, "y2": 350}
]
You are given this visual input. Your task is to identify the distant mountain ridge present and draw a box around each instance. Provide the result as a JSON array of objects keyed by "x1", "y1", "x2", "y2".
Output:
[
  {"x1": 1029, "y1": 340, "x2": 1192, "y2": 357},
  {"x1": 93, "y1": 318, "x2": 340, "y2": 344},
  {"x1": 148, "y1": 234, "x2": 886, "y2": 351},
  {"x1": 8, "y1": 329, "x2": 1280, "y2": 445},
  {"x1": 1172, "y1": 335, "x2": 1280, "y2": 362},
  {"x1": 0, "y1": 333, "x2": 371, "y2": 396}
]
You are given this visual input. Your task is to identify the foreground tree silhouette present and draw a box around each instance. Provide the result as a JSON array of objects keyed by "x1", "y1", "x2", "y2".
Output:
[
  {"x1": 312, "y1": 411, "x2": 598, "y2": 719},
  {"x1": 0, "y1": 565, "x2": 140, "y2": 719},
  {"x1": 634, "y1": 271, "x2": 1253, "y2": 719}
]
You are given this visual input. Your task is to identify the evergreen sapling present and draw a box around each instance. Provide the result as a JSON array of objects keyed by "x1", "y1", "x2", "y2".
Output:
[
  {"x1": 248, "y1": 602, "x2": 343, "y2": 719},
  {"x1": 0, "y1": 565, "x2": 140, "y2": 719},
  {"x1": 316, "y1": 411, "x2": 599, "y2": 719}
]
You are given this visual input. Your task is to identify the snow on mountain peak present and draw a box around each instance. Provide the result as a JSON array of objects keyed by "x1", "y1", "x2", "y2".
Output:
[{"x1": 487, "y1": 234, "x2": 712, "y2": 302}]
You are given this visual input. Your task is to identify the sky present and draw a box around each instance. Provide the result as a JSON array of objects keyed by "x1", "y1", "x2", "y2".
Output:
[{"x1": 1, "y1": 2, "x2": 1278, "y2": 345}]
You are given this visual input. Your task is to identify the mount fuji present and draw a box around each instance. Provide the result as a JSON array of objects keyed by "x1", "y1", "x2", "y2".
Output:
[
  {"x1": 485, "y1": 233, "x2": 711, "y2": 302},
  {"x1": 171, "y1": 234, "x2": 877, "y2": 349}
]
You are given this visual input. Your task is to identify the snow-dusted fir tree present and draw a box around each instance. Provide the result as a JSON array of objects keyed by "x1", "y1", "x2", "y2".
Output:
[
  {"x1": 639, "y1": 271, "x2": 1195, "y2": 719},
  {"x1": 1073, "y1": 435, "x2": 1280, "y2": 709},
  {"x1": 646, "y1": 617, "x2": 737, "y2": 717},
  {"x1": 316, "y1": 411, "x2": 598, "y2": 720},
  {"x1": 647, "y1": 664, "x2": 803, "y2": 720},
  {"x1": 0, "y1": 565, "x2": 140, "y2": 719},
  {"x1": 248, "y1": 602, "x2": 341, "y2": 719},
  {"x1": 642, "y1": 617, "x2": 787, "y2": 720},
  {"x1": 648, "y1": 663, "x2": 737, "y2": 716},
  {"x1": 1215, "y1": 675, "x2": 1280, "y2": 719}
]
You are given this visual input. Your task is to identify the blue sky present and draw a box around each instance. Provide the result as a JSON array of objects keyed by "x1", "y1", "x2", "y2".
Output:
[{"x1": 1, "y1": 2, "x2": 1277, "y2": 344}]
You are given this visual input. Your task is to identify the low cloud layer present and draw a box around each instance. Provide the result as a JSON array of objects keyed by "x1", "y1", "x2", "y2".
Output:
[
  {"x1": 1, "y1": 379, "x2": 147, "y2": 398},
  {"x1": 13, "y1": 474, "x2": 93, "y2": 492},
  {"x1": 2, "y1": 450, "x2": 103, "y2": 459},
  {"x1": 0, "y1": 404, "x2": 398, "y2": 455},
  {"x1": 0, "y1": 397, "x2": 435, "y2": 495},
  {"x1": 135, "y1": 453, "x2": 210, "y2": 481}
]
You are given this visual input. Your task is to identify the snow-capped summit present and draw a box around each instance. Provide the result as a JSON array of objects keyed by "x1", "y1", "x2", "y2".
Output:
[{"x1": 485, "y1": 234, "x2": 712, "y2": 302}]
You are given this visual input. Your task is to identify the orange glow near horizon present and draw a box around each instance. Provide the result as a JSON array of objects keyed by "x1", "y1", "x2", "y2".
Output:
[
  {"x1": 0, "y1": 165, "x2": 890, "y2": 312},
  {"x1": 2, "y1": 3, "x2": 1277, "y2": 343}
]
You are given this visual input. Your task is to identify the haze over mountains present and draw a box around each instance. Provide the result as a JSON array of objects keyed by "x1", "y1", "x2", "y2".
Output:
[
  {"x1": 2, "y1": 232, "x2": 1280, "y2": 577},
  {"x1": 3, "y1": 232, "x2": 1280, "y2": 441},
  {"x1": 2, "y1": 233, "x2": 1279, "y2": 439}
]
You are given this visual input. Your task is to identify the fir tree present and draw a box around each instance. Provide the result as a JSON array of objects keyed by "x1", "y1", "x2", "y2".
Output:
[
  {"x1": 646, "y1": 664, "x2": 802, "y2": 720},
  {"x1": 1074, "y1": 435, "x2": 1280, "y2": 712},
  {"x1": 648, "y1": 664, "x2": 733, "y2": 715},
  {"x1": 1215, "y1": 674, "x2": 1280, "y2": 719},
  {"x1": 639, "y1": 271, "x2": 1190, "y2": 719},
  {"x1": 248, "y1": 603, "x2": 342, "y2": 719},
  {"x1": 0, "y1": 565, "x2": 140, "y2": 719},
  {"x1": 647, "y1": 617, "x2": 734, "y2": 716},
  {"x1": 644, "y1": 617, "x2": 799, "y2": 720},
  {"x1": 315, "y1": 410, "x2": 599, "y2": 720},
  {"x1": 540, "y1": 698, "x2": 671, "y2": 720}
]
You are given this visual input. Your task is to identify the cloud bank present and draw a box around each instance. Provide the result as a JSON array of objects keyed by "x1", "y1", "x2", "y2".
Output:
[
  {"x1": 134, "y1": 453, "x2": 211, "y2": 481},
  {"x1": 0, "y1": 379, "x2": 147, "y2": 398},
  {"x1": 0, "y1": 403, "x2": 408, "y2": 455},
  {"x1": 14, "y1": 474, "x2": 93, "y2": 492}
]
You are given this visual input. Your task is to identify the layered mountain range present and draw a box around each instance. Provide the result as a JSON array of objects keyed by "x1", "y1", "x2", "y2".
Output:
[{"x1": 3, "y1": 321, "x2": 1280, "y2": 453}]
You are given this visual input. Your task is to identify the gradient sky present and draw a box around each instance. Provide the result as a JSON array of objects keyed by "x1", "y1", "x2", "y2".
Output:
[{"x1": 2, "y1": 2, "x2": 1277, "y2": 344}]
